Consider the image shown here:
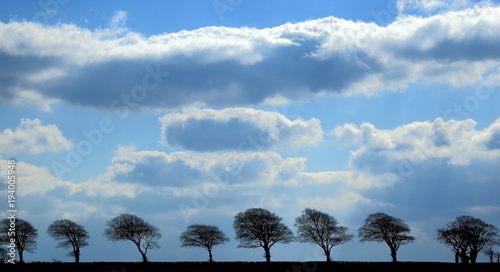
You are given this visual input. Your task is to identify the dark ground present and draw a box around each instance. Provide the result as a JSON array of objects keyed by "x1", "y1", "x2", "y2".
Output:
[{"x1": 2, "y1": 262, "x2": 500, "y2": 272}]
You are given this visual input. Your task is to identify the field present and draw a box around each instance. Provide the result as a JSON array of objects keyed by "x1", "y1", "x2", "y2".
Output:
[{"x1": 2, "y1": 262, "x2": 500, "y2": 272}]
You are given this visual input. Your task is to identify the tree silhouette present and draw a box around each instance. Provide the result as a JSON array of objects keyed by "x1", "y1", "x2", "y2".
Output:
[
  {"x1": 0, "y1": 218, "x2": 38, "y2": 263},
  {"x1": 234, "y1": 208, "x2": 294, "y2": 262},
  {"x1": 295, "y1": 208, "x2": 353, "y2": 262},
  {"x1": 103, "y1": 214, "x2": 161, "y2": 263},
  {"x1": 437, "y1": 215, "x2": 498, "y2": 264},
  {"x1": 483, "y1": 246, "x2": 495, "y2": 263},
  {"x1": 495, "y1": 252, "x2": 500, "y2": 263},
  {"x1": 180, "y1": 224, "x2": 229, "y2": 262},
  {"x1": 47, "y1": 219, "x2": 90, "y2": 263},
  {"x1": 436, "y1": 226, "x2": 467, "y2": 263},
  {"x1": 0, "y1": 247, "x2": 7, "y2": 263},
  {"x1": 358, "y1": 212, "x2": 414, "y2": 262}
]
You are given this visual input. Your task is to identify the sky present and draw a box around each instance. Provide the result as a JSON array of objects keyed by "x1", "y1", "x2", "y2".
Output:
[{"x1": 1, "y1": 0, "x2": 500, "y2": 264}]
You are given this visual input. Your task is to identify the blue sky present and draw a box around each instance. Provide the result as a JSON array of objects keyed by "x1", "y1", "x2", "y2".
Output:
[{"x1": 1, "y1": 0, "x2": 500, "y2": 263}]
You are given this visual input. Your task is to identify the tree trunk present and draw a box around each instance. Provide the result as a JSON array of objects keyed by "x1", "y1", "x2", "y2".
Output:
[
  {"x1": 263, "y1": 245, "x2": 271, "y2": 263},
  {"x1": 323, "y1": 248, "x2": 331, "y2": 262},
  {"x1": 18, "y1": 249, "x2": 24, "y2": 263},
  {"x1": 454, "y1": 251, "x2": 459, "y2": 264},
  {"x1": 390, "y1": 247, "x2": 397, "y2": 263},
  {"x1": 74, "y1": 249, "x2": 80, "y2": 263},
  {"x1": 134, "y1": 242, "x2": 148, "y2": 263},
  {"x1": 208, "y1": 248, "x2": 213, "y2": 263},
  {"x1": 470, "y1": 250, "x2": 478, "y2": 264},
  {"x1": 140, "y1": 252, "x2": 148, "y2": 263},
  {"x1": 460, "y1": 249, "x2": 469, "y2": 264}
]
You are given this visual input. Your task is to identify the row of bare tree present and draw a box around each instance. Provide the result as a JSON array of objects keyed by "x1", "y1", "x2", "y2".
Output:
[{"x1": 0, "y1": 209, "x2": 498, "y2": 263}]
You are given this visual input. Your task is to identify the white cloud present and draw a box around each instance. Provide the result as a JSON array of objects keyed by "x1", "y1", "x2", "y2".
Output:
[
  {"x1": 331, "y1": 117, "x2": 500, "y2": 166},
  {"x1": 159, "y1": 107, "x2": 324, "y2": 151},
  {"x1": 1, "y1": 5, "x2": 500, "y2": 110},
  {"x1": 466, "y1": 205, "x2": 500, "y2": 213},
  {"x1": 104, "y1": 145, "x2": 401, "y2": 193},
  {"x1": 328, "y1": 117, "x2": 500, "y2": 219},
  {"x1": 0, "y1": 158, "x2": 151, "y2": 224},
  {"x1": 297, "y1": 192, "x2": 372, "y2": 211},
  {"x1": 0, "y1": 160, "x2": 73, "y2": 196},
  {"x1": 55, "y1": 200, "x2": 98, "y2": 220},
  {"x1": 0, "y1": 159, "x2": 139, "y2": 199},
  {"x1": 0, "y1": 118, "x2": 73, "y2": 154},
  {"x1": 106, "y1": 145, "x2": 310, "y2": 188},
  {"x1": 298, "y1": 171, "x2": 399, "y2": 189}
]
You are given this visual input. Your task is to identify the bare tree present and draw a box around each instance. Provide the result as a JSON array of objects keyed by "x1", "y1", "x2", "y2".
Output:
[
  {"x1": 437, "y1": 215, "x2": 498, "y2": 264},
  {"x1": 483, "y1": 247, "x2": 495, "y2": 263},
  {"x1": 0, "y1": 218, "x2": 38, "y2": 263},
  {"x1": 495, "y1": 252, "x2": 500, "y2": 263},
  {"x1": 47, "y1": 219, "x2": 90, "y2": 263},
  {"x1": 180, "y1": 224, "x2": 229, "y2": 262},
  {"x1": 358, "y1": 212, "x2": 415, "y2": 262},
  {"x1": 0, "y1": 247, "x2": 7, "y2": 263},
  {"x1": 103, "y1": 214, "x2": 161, "y2": 263},
  {"x1": 436, "y1": 227, "x2": 468, "y2": 263},
  {"x1": 234, "y1": 208, "x2": 294, "y2": 262},
  {"x1": 295, "y1": 208, "x2": 353, "y2": 262}
]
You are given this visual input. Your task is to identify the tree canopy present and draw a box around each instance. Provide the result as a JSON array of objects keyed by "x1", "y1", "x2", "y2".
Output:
[
  {"x1": 437, "y1": 215, "x2": 498, "y2": 264},
  {"x1": 180, "y1": 224, "x2": 229, "y2": 262},
  {"x1": 358, "y1": 212, "x2": 414, "y2": 262},
  {"x1": 234, "y1": 208, "x2": 294, "y2": 262},
  {"x1": 47, "y1": 219, "x2": 90, "y2": 263},
  {"x1": 295, "y1": 208, "x2": 353, "y2": 262},
  {"x1": 103, "y1": 213, "x2": 161, "y2": 263},
  {"x1": 0, "y1": 218, "x2": 38, "y2": 263}
]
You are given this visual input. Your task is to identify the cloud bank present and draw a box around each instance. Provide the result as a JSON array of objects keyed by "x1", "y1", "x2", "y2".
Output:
[
  {"x1": 331, "y1": 117, "x2": 500, "y2": 218},
  {"x1": 1, "y1": 6, "x2": 500, "y2": 110}
]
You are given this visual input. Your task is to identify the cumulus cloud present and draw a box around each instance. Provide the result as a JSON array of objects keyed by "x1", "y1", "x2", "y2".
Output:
[
  {"x1": 85, "y1": 146, "x2": 402, "y2": 202},
  {"x1": 331, "y1": 117, "x2": 500, "y2": 167},
  {"x1": 0, "y1": 158, "x2": 150, "y2": 221},
  {"x1": 329, "y1": 117, "x2": 500, "y2": 218},
  {"x1": 79, "y1": 146, "x2": 406, "y2": 223},
  {"x1": 0, "y1": 118, "x2": 73, "y2": 154},
  {"x1": 0, "y1": 160, "x2": 72, "y2": 196},
  {"x1": 1, "y1": 5, "x2": 500, "y2": 110},
  {"x1": 0, "y1": 159, "x2": 139, "y2": 199},
  {"x1": 159, "y1": 107, "x2": 323, "y2": 151},
  {"x1": 0, "y1": 145, "x2": 395, "y2": 224},
  {"x1": 104, "y1": 145, "x2": 310, "y2": 188}
]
